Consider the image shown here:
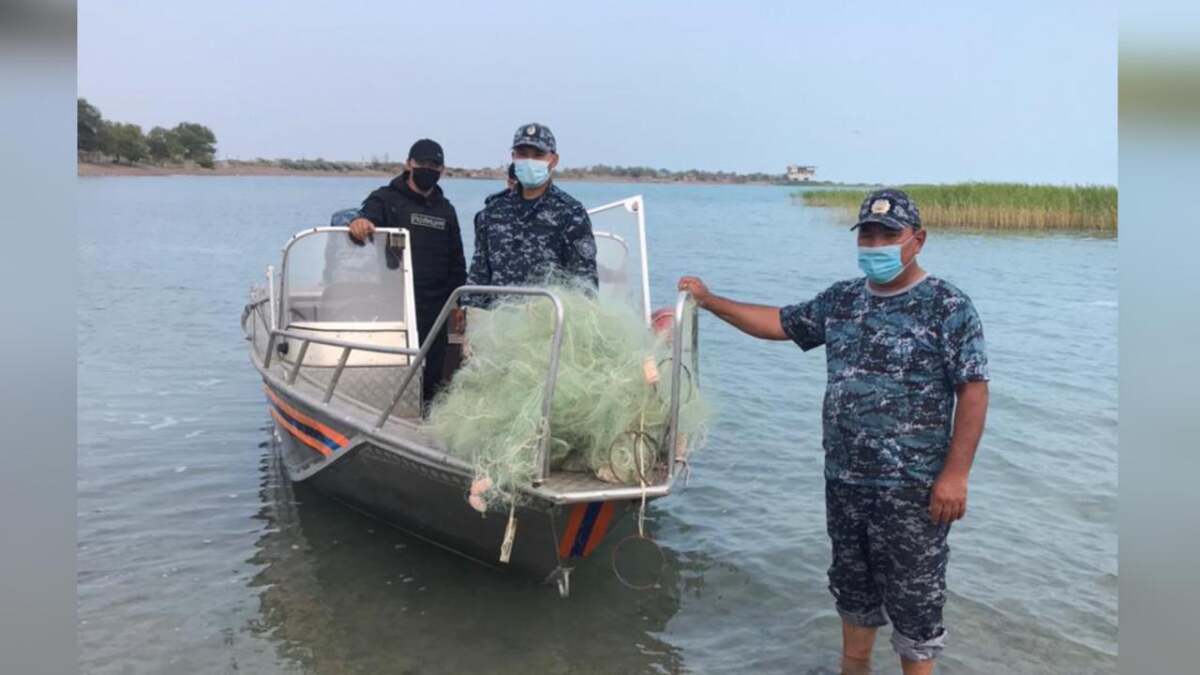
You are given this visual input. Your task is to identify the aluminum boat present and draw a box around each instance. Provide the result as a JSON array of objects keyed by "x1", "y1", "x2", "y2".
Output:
[{"x1": 241, "y1": 195, "x2": 698, "y2": 596}]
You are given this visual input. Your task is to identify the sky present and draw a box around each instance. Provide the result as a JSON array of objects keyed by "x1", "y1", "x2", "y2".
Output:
[{"x1": 77, "y1": 1, "x2": 1117, "y2": 184}]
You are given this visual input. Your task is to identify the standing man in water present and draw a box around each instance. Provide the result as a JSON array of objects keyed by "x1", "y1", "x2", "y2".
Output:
[
  {"x1": 459, "y1": 123, "x2": 598, "y2": 314},
  {"x1": 346, "y1": 138, "x2": 466, "y2": 408},
  {"x1": 678, "y1": 189, "x2": 989, "y2": 674}
]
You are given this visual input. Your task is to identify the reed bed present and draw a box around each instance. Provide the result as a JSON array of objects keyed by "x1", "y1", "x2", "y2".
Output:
[{"x1": 797, "y1": 183, "x2": 1117, "y2": 233}]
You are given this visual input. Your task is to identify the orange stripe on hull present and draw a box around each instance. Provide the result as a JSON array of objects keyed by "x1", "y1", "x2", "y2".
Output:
[
  {"x1": 264, "y1": 386, "x2": 349, "y2": 447},
  {"x1": 269, "y1": 407, "x2": 333, "y2": 458},
  {"x1": 558, "y1": 504, "x2": 587, "y2": 559},
  {"x1": 582, "y1": 502, "x2": 617, "y2": 557}
]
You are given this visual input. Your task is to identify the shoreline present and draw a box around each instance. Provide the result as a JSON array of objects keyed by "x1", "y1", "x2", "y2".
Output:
[
  {"x1": 76, "y1": 161, "x2": 853, "y2": 187},
  {"x1": 78, "y1": 161, "x2": 392, "y2": 178},
  {"x1": 78, "y1": 162, "x2": 1113, "y2": 232}
]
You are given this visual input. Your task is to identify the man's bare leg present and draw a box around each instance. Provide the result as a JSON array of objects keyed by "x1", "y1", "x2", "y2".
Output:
[
  {"x1": 900, "y1": 657, "x2": 935, "y2": 675},
  {"x1": 840, "y1": 620, "x2": 877, "y2": 674}
]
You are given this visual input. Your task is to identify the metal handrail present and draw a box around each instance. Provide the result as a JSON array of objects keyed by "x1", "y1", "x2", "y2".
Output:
[
  {"x1": 270, "y1": 223, "x2": 420, "y2": 408},
  {"x1": 262, "y1": 289, "x2": 690, "y2": 486},
  {"x1": 245, "y1": 295, "x2": 270, "y2": 325},
  {"x1": 664, "y1": 290, "x2": 699, "y2": 480},
  {"x1": 261, "y1": 214, "x2": 685, "y2": 488},
  {"x1": 253, "y1": 301, "x2": 272, "y2": 354},
  {"x1": 266, "y1": 265, "x2": 277, "y2": 330},
  {"x1": 242, "y1": 295, "x2": 272, "y2": 356},
  {"x1": 264, "y1": 325, "x2": 420, "y2": 398},
  {"x1": 265, "y1": 327, "x2": 419, "y2": 364},
  {"x1": 374, "y1": 285, "x2": 567, "y2": 485},
  {"x1": 586, "y1": 195, "x2": 651, "y2": 326}
]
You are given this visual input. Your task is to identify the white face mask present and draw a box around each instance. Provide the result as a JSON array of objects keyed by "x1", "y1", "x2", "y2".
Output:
[{"x1": 513, "y1": 158, "x2": 551, "y2": 187}]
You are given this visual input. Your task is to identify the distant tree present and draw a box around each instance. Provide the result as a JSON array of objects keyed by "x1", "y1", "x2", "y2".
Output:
[
  {"x1": 77, "y1": 98, "x2": 103, "y2": 155},
  {"x1": 102, "y1": 122, "x2": 148, "y2": 164},
  {"x1": 97, "y1": 120, "x2": 117, "y2": 159},
  {"x1": 172, "y1": 122, "x2": 217, "y2": 167},
  {"x1": 146, "y1": 126, "x2": 185, "y2": 163},
  {"x1": 119, "y1": 123, "x2": 148, "y2": 163}
]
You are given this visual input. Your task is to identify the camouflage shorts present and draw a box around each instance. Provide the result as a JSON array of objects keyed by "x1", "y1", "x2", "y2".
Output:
[{"x1": 826, "y1": 480, "x2": 950, "y2": 661}]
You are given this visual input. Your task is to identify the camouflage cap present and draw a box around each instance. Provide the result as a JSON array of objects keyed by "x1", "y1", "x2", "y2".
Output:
[
  {"x1": 852, "y1": 188, "x2": 922, "y2": 231},
  {"x1": 512, "y1": 123, "x2": 556, "y2": 153}
]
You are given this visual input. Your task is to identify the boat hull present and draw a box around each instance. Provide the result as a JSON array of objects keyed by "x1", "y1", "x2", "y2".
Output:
[{"x1": 273, "y1": 414, "x2": 632, "y2": 585}]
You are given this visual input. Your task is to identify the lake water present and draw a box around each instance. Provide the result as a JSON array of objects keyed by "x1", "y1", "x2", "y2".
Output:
[{"x1": 77, "y1": 177, "x2": 1117, "y2": 673}]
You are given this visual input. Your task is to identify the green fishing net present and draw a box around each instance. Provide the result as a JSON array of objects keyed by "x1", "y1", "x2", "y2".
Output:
[{"x1": 427, "y1": 285, "x2": 708, "y2": 511}]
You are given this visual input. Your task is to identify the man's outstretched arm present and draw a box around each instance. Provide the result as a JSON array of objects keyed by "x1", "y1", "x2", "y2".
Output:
[{"x1": 677, "y1": 276, "x2": 790, "y2": 341}]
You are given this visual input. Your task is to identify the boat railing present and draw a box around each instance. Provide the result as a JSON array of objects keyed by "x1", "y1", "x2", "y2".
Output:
[
  {"x1": 262, "y1": 327, "x2": 421, "y2": 403},
  {"x1": 378, "y1": 286, "x2": 567, "y2": 485},
  {"x1": 256, "y1": 285, "x2": 565, "y2": 485},
  {"x1": 243, "y1": 292, "x2": 274, "y2": 358},
  {"x1": 664, "y1": 290, "x2": 700, "y2": 480},
  {"x1": 245, "y1": 293, "x2": 270, "y2": 332},
  {"x1": 251, "y1": 284, "x2": 697, "y2": 489}
]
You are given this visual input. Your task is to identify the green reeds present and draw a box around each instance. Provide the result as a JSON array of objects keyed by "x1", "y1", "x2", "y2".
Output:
[{"x1": 797, "y1": 183, "x2": 1117, "y2": 232}]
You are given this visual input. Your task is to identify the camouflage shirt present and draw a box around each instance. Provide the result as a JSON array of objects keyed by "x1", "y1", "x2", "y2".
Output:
[
  {"x1": 780, "y1": 275, "x2": 989, "y2": 486},
  {"x1": 462, "y1": 183, "x2": 599, "y2": 308}
]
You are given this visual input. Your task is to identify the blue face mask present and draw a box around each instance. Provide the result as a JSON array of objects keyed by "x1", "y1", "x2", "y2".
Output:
[
  {"x1": 513, "y1": 158, "x2": 551, "y2": 188},
  {"x1": 857, "y1": 235, "x2": 914, "y2": 284}
]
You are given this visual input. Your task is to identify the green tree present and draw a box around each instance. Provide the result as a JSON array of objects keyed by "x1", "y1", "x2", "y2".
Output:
[
  {"x1": 119, "y1": 123, "x2": 149, "y2": 163},
  {"x1": 146, "y1": 126, "x2": 184, "y2": 163},
  {"x1": 172, "y1": 122, "x2": 217, "y2": 167},
  {"x1": 98, "y1": 120, "x2": 117, "y2": 159},
  {"x1": 77, "y1": 98, "x2": 103, "y2": 155},
  {"x1": 102, "y1": 122, "x2": 148, "y2": 164}
]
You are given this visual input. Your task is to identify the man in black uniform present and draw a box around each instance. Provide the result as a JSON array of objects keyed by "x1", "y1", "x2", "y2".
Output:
[{"x1": 346, "y1": 138, "x2": 466, "y2": 408}]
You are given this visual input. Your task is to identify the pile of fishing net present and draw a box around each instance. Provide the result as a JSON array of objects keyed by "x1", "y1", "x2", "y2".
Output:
[{"x1": 428, "y1": 285, "x2": 708, "y2": 512}]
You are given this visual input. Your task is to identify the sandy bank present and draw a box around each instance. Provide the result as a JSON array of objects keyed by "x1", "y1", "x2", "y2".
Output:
[{"x1": 78, "y1": 161, "x2": 795, "y2": 186}]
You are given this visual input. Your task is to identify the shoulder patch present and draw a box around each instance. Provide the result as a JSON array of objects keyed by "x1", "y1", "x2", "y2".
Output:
[{"x1": 574, "y1": 238, "x2": 597, "y2": 259}]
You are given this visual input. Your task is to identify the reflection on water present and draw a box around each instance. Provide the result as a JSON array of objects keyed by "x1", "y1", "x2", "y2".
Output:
[{"x1": 247, "y1": 429, "x2": 693, "y2": 674}]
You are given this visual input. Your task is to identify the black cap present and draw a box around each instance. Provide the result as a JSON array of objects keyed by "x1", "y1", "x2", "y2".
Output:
[
  {"x1": 408, "y1": 138, "x2": 444, "y2": 166},
  {"x1": 851, "y1": 188, "x2": 922, "y2": 231}
]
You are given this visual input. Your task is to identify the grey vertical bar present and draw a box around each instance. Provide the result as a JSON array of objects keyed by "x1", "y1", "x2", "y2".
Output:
[
  {"x1": 287, "y1": 340, "x2": 310, "y2": 384},
  {"x1": 324, "y1": 347, "x2": 351, "y2": 403},
  {"x1": 666, "y1": 290, "x2": 692, "y2": 480}
]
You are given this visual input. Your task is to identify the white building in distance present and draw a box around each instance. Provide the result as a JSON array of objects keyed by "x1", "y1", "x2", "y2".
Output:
[{"x1": 786, "y1": 165, "x2": 816, "y2": 182}]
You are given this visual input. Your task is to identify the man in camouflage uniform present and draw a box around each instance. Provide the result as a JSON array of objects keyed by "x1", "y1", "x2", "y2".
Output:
[
  {"x1": 678, "y1": 189, "x2": 990, "y2": 674},
  {"x1": 458, "y1": 123, "x2": 598, "y2": 313}
]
